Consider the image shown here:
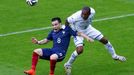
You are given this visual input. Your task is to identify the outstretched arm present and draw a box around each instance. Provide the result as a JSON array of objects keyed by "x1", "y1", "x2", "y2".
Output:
[
  {"x1": 32, "y1": 37, "x2": 49, "y2": 45},
  {"x1": 67, "y1": 25, "x2": 93, "y2": 42},
  {"x1": 77, "y1": 32, "x2": 94, "y2": 42}
]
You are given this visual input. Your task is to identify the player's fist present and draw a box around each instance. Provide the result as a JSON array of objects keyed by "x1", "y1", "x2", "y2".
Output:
[
  {"x1": 86, "y1": 37, "x2": 94, "y2": 42},
  {"x1": 32, "y1": 37, "x2": 38, "y2": 44}
]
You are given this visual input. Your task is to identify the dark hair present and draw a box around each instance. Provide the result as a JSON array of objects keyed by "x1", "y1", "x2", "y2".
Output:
[
  {"x1": 82, "y1": 6, "x2": 91, "y2": 13},
  {"x1": 51, "y1": 17, "x2": 61, "y2": 23}
]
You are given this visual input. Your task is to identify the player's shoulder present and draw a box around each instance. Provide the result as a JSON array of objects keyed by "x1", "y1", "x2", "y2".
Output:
[
  {"x1": 90, "y1": 7, "x2": 95, "y2": 14},
  {"x1": 61, "y1": 25, "x2": 71, "y2": 30},
  {"x1": 69, "y1": 10, "x2": 81, "y2": 18},
  {"x1": 61, "y1": 25, "x2": 66, "y2": 29},
  {"x1": 67, "y1": 10, "x2": 82, "y2": 22},
  {"x1": 74, "y1": 10, "x2": 82, "y2": 15}
]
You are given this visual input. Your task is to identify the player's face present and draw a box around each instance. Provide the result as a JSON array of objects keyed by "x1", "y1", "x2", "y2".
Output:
[
  {"x1": 81, "y1": 10, "x2": 90, "y2": 20},
  {"x1": 52, "y1": 20, "x2": 61, "y2": 32}
]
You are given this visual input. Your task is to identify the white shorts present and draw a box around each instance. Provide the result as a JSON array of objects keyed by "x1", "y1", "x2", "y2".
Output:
[
  {"x1": 73, "y1": 25, "x2": 104, "y2": 47},
  {"x1": 73, "y1": 36, "x2": 84, "y2": 47}
]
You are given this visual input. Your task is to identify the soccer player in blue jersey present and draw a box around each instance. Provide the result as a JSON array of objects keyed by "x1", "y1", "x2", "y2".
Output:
[{"x1": 24, "y1": 17, "x2": 93, "y2": 75}]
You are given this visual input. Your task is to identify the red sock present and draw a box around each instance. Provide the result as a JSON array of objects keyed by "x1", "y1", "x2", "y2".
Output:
[
  {"x1": 50, "y1": 60, "x2": 57, "y2": 74},
  {"x1": 31, "y1": 52, "x2": 39, "y2": 70}
]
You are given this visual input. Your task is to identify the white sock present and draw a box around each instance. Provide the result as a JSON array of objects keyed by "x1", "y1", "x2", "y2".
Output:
[
  {"x1": 105, "y1": 41, "x2": 117, "y2": 57},
  {"x1": 66, "y1": 50, "x2": 78, "y2": 66}
]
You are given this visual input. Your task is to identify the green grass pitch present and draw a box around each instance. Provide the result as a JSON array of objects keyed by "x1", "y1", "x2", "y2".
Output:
[{"x1": 0, "y1": 0, "x2": 134, "y2": 75}]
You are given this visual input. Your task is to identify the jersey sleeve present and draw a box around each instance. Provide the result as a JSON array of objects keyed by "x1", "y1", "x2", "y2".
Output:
[
  {"x1": 67, "y1": 11, "x2": 81, "y2": 31},
  {"x1": 67, "y1": 16, "x2": 75, "y2": 25},
  {"x1": 46, "y1": 31, "x2": 53, "y2": 41},
  {"x1": 67, "y1": 10, "x2": 81, "y2": 24},
  {"x1": 67, "y1": 26, "x2": 77, "y2": 37},
  {"x1": 89, "y1": 7, "x2": 95, "y2": 19}
]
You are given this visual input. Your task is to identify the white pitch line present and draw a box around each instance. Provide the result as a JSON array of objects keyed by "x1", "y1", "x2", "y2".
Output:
[
  {"x1": 0, "y1": 13, "x2": 134, "y2": 37},
  {"x1": 93, "y1": 13, "x2": 134, "y2": 22},
  {"x1": 0, "y1": 27, "x2": 52, "y2": 37}
]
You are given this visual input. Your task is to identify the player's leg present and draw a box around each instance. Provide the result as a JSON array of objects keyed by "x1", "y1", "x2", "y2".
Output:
[
  {"x1": 64, "y1": 46, "x2": 83, "y2": 66},
  {"x1": 99, "y1": 37, "x2": 116, "y2": 56},
  {"x1": 99, "y1": 37, "x2": 126, "y2": 61},
  {"x1": 38, "y1": 48, "x2": 57, "y2": 75},
  {"x1": 88, "y1": 26, "x2": 126, "y2": 61},
  {"x1": 49, "y1": 50, "x2": 65, "y2": 75},
  {"x1": 49, "y1": 54, "x2": 58, "y2": 75},
  {"x1": 64, "y1": 36, "x2": 84, "y2": 75},
  {"x1": 24, "y1": 48, "x2": 43, "y2": 75}
]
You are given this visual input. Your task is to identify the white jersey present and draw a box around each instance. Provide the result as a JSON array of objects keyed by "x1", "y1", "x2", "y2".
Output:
[
  {"x1": 67, "y1": 7, "x2": 95, "y2": 34},
  {"x1": 67, "y1": 7, "x2": 104, "y2": 47}
]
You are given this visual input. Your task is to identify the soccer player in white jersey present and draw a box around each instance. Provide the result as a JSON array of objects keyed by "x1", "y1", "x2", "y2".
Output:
[{"x1": 64, "y1": 6, "x2": 126, "y2": 75}]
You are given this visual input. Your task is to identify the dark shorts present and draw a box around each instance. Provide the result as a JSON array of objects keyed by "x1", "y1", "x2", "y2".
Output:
[{"x1": 40, "y1": 48, "x2": 66, "y2": 62}]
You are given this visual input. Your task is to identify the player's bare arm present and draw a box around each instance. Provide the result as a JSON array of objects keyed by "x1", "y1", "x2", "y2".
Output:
[
  {"x1": 32, "y1": 37, "x2": 49, "y2": 45},
  {"x1": 77, "y1": 32, "x2": 94, "y2": 42}
]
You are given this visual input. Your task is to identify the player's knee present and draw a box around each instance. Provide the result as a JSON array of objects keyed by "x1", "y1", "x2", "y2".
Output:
[
  {"x1": 99, "y1": 37, "x2": 108, "y2": 44},
  {"x1": 50, "y1": 54, "x2": 58, "y2": 60},
  {"x1": 33, "y1": 48, "x2": 43, "y2": 56},
  {"x1": 76, "y1": 46, "x2": 84, "y2": 55}
]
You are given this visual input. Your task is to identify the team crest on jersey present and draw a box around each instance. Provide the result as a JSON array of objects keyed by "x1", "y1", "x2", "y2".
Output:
[{"x1": 62, "y1": 31, "x2": 65, "y2": 35}]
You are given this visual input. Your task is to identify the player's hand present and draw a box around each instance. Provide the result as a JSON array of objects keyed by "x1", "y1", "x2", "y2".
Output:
[
  {"x1": 86, "y1": 37, "x2": 94, "y2": 42},
  {"x1": 32, "y1": 37, "x2": 38, "y2": 44}
]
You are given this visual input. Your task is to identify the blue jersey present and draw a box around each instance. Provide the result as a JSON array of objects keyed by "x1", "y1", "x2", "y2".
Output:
[{"x1": 46, "y1": 25, "x2": 77, "y2": 53}]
